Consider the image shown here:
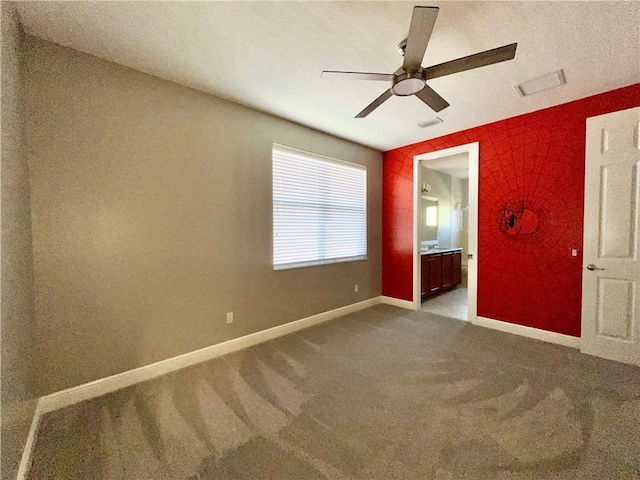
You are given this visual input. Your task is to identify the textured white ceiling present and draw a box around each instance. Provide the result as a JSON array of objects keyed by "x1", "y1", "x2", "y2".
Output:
[{"x1": 15, "y1": 1, "x2": 640, "y2": 151}]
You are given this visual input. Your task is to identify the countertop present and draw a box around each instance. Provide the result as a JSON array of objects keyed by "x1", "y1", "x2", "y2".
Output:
[{"x1": 420, "y1": 247, "x2": 463, "y2": 256}]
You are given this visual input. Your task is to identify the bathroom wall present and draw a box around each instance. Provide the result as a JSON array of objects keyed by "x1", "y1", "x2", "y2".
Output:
[
  {"x1": 419, "y1": 166, "x2": 451, "y2": 248},
  {"x1": 419, "y1": 165, "x2": 469, "y2": 255},
  {"x1": 459, "y1": 179, "x2": 469, "y2": 264},
  {"x1": 450, "y1": 176, "x2": 466, "y2": 254}
]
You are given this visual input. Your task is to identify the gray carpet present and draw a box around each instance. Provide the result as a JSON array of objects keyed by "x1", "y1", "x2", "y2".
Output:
[{"x1": 29, "y1": 305, "x2": 640, "y2": 479}]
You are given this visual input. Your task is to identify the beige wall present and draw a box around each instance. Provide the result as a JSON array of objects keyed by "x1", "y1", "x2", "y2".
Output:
[
  {"x1": 459, "y1": 179, "x2": 469, "y2": 265},
  {"x1": 419, "y1": 165, "x2": 470, "y2": 257},
  {"x1": 1, "y1": 4, "x2": 37, "y2": 479},
  {"x1": 419, "y1": 166, "x2": 452, "y2": 248},
  {"x1": 23, "y1": 37, "x2": 383, "y2": 395},
  {"x1": 450, "y1": 176, "x2": 465, "y2": 253}
]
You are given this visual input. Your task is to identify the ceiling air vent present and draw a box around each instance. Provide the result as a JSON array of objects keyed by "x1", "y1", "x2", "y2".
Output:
[
  {"x1": 515, "y1": 69, "x2": 566, "y2": 97},
  {"x1": 418, "y1": 117, "x2": 444, "y2": 129}
]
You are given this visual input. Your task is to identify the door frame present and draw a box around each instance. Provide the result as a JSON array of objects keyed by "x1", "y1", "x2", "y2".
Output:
[{"x1": 413, "y1": 142, "x2": 479, "y2": 323}]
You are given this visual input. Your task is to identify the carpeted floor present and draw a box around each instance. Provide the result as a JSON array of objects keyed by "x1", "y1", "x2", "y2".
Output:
[{"x1": 29, "y1": 305, "x2": 640, "y2": 479}]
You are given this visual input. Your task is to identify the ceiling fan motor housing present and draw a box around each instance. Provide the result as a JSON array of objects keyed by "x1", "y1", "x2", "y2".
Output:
[{"x1": 391, "y1": 70, "x2": 426, "y2": 96}]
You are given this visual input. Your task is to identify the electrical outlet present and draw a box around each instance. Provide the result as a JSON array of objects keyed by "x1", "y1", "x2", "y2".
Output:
[
  {"x1": 226, "y1": 312, "x2": 233, "y2": 324},
  {"x1": 354, "y1": 284, "x2": 359, "y2": 292}
]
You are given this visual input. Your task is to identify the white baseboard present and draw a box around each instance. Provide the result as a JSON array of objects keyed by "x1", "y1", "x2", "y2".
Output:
[
  {"x1": 18, "y1": 300, "x2": 579, "y2": 479},
  {"x1": 16, "y1": 403, "x2": 42, "y2": 480},
  {"x1": 37, "y1": 296, "x2": 382, "y2": 414},
  {"x1": 476, "y1": 316, "x2": 581, "y2": 349},
  {"x1": 380, "y1": 296, "x2": 416, "y2": 310},
  {"x1": 18, "y1": 296, "x2": 383, "y2": 479}
]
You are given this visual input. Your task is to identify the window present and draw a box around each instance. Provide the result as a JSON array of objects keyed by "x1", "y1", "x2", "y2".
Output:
[
  {"x1": 272, "y1": 144, "x2": 367, "y2": 270},
  {"x1": 426, "y1": 206, "x2": 438, "y2": 226}
]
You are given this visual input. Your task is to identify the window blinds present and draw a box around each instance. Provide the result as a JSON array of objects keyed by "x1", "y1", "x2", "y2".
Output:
[{"x1": 272, "y1": 144, "x2": 367, "y2": 270}]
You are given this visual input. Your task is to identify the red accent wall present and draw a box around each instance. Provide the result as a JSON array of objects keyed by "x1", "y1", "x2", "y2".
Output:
[{"x1": 382, "y1": 84, "x2": 640, "y2": 337}]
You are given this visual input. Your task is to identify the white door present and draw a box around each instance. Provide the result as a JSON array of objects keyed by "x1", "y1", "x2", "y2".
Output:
[{"x1": 582, "y1": 106, "x2": 640, "y2": 366}]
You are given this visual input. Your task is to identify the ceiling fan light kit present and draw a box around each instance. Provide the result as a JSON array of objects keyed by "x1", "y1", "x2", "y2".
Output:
[
  {"x1": 392, "y1": 71, "x2": 425, "y2": 96},
  {"x1": 322, "y1": 6, "x2": 518, "y2": 118}
]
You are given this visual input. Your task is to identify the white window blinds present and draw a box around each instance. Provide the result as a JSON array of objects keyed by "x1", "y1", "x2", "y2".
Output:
[{"x1": 272, "y1": 144, "x2": 367, "y2": 270}]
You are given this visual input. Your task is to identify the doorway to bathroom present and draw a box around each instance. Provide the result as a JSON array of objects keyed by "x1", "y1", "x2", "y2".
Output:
[{"x1": 412, "y1": 143, "x2": 478, "y2": 323}]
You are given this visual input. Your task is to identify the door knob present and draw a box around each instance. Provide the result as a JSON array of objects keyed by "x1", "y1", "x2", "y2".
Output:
[{"x1": 586, "y1": 264, "x2": 605, "y2": 271}]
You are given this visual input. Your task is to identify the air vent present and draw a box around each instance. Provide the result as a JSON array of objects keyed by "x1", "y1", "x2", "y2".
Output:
[
  {"x1": 515, "y1": 70, "x2": 566, "y2": 97},
  {"x1": 418, "y1": 117, "x2": 444, "y2": 129}
]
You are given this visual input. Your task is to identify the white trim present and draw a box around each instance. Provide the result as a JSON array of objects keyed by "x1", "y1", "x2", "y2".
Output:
[
  {"x1": 380, "y1": 295, "x2": 416, "y2": 310},
  {"x1": 476, "y1": 316, "x2": 581, "y2": 349},
  {"x1": 17, "y1": 296, "x2": 384, "y2": 477},
  {"x1": 37, "y1": 297, "x2": 381, "y2": 414},
  {"x1": 413, "y1": 151, "x2": 421, "y2": 310},
  {"x1": 16, "y1": 298, "x2": 577, "y2": 478},
  {"x1": 16, "y1": 402, "x2": 43, "y2": 480},
  {"x1": 413, "y1": 143, "x2": 479, "y2": 324}
]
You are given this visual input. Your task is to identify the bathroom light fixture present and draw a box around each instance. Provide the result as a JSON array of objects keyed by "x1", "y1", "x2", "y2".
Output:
[
  {"x1": 515, "y1": 69, "x2": 566, "y2": 97},
  {"x1": 418, "y1": 117, "x2": 444, "y2": 129}
]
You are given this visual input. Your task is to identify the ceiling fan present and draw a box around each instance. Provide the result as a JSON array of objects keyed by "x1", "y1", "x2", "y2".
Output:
[{"x1": 322, "y1": 6, "x2": 517, "y2": 118}]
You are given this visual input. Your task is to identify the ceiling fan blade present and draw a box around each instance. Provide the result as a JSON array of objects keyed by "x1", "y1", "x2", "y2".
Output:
[
  {"x1": 424, "y1": 43, "x2": 518, "y2": 80},
  {"x1": 322, "y1": 71, "x2": 394, "y2": 81},
  {"x1": 355, "y1": 89, "x2": 393, "y2": 118},
  {"x1": 403, "y1": 6, "x2": 439, "y2": 71},
  {"x1": 415, "y1": 85, "x2": 450, "y2": 112}
]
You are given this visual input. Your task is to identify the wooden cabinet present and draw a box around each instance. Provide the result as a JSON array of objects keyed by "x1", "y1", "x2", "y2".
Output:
[
  {"x1": 428, "y1": 254, "x2": 442, "y2": 294},
  {"x1": 421, "y1": 249, "x2": 463, "y2": 301},
  {"x1": 420, "y1": 255, "x2": 430, "y2": 297},
  {"x1": 441, "y1": 252, "x2": 453, "y2": 289},
  {"x1": 453, "y1": 251, "x2": 462, "y2": 285}
]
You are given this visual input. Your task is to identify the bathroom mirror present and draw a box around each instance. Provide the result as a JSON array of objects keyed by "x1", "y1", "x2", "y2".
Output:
[{"x1": 422, "y1": 196, "x2": 438, "y2": 241}]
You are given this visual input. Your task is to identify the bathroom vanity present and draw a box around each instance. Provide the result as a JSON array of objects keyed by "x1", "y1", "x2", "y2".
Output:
[{"x1": 420, "y1": 248, "x2": 463, "y2": 300}]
